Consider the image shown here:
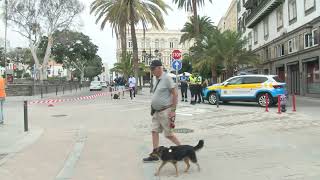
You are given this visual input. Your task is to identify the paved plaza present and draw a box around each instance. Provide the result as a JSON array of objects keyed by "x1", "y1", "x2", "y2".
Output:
[{"x1": 0, "y1": 88, "x2": 320, "y2": 179}]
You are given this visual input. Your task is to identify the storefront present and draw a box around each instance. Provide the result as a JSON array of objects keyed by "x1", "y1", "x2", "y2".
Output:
[{"x1": 303, "y1": 58, "x2": 320, "y2": 95}]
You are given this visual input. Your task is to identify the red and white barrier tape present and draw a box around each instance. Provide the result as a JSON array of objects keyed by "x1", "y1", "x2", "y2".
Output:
[{"x1": 29, "y1": 88, "x2": 131, "y2": 105}]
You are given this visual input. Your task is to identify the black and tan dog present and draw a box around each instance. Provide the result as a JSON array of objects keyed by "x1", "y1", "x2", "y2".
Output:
[{"x1": 153, "y1": 140, "x2": 204, "y2": 177}]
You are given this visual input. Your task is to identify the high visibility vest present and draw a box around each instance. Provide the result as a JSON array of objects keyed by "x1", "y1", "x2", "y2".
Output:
[
  {"x1": 189, "y1": 76, "x2": 196, "y2": 84},
  {"x1": 195, "y1": 76, "x2": 202, "y2": 84},
  {"x1": 0, "y1": 78, "x2": 6, "y2": 98}
]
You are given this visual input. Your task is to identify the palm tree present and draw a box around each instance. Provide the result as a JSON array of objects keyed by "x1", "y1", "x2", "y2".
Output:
[
  {"x1": 90, "y1": 0, "x2": 128, "y2": 61},
  {"x1": 180, "y1": 15, "x2": 215, "y2": 44},
  {"x1": 111, "y1": 53, "x2": 147, "y2": 80},
  {"x1": 91, "y1": 0, "x2": 170, "y2": 87},
  {"x1": 173, "y1": 0, "x2": 212, "y2": 41},
  {"x1": 219, "y1": 30, "x2": 258, "y2": 77}
]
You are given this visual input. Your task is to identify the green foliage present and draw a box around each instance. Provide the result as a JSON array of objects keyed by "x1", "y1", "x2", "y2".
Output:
[{"x1": 111, "y1": 53, "x2": 146, "y2": 79}]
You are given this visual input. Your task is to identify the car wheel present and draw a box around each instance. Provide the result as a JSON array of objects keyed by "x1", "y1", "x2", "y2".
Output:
[
  {"x1": 208, "y1": 92, "x2": 217, "y2": 105},
  {"x1": 257, "y1": 93, "x2": 273, "y2": 107}
]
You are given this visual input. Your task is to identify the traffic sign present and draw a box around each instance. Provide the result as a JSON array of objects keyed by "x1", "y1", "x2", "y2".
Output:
[
  {"x1": 172, "y1": 60, "x2": 182, "y2": 71},
  {"x1": 172, "y1": 50, "x2": 182, "y2": 59}
]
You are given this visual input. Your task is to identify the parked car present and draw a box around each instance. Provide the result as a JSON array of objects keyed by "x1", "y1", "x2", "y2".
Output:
[
  {"x1": 203, "y1": 75, "x2": 287, "y2": 107},
  {"x1": 90, "y1": 81, "x2": 102, "y2": 91},
  {"x1": 100, "y1": 81, "x2": 107, "y2": 88}
]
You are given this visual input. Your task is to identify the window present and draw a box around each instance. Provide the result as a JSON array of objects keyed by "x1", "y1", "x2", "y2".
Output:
[
  {"x1": 128, "y1": 40, "x2": 132, "y2": 48},
  {"x1": 304, "y1": 0, "x2": 315, "y2": 12},
  {"x1": 155, "y1": 39, "x2": 159, "y2": 49},
  {"x1": 305, "y1": 33, "x2": 313, "y2": 48},
  {"x1": 313, "y1": 29, "x2": 319, "y2": 46},
  {"x1": 276, "y1": 6, "x2": 283, "y2": 29},
  {"x1": 226, "y1": 77, "x2": 243, "y2": 85},
  {"x1": 275, "y1": 44, "x2": 285, "y2": 57},
  {"x1": 243, "y1": 77, "x2": 268, "y2": 84},
  {"x1": 288, "y1": 38, "x2": 297, "y2": 53},
  {"x1": 169, "y1": 42, "x2": 174, "y2": 48},
  {"x1": 253, "y1": 27, "x2": 258, "y2": 44},
  {"x1": 248, "y1": 32, "x2": 252, "y2": 50},
  {"x1": 288, "y1": 0, "x2": 297, "y2": 23},
  {"x1": 263, "y1": 18, "x2": 269, "y2": 38}
]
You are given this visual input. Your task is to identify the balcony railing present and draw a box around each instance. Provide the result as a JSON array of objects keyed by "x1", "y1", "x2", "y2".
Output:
[{"x1": 245, "y1": 0, "x2": 284, "y2": 28}]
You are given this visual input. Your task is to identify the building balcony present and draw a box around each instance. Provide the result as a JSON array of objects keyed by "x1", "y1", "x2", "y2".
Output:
[{"x1": 245, "y1": 0, "x2": 284, "y2": 28}]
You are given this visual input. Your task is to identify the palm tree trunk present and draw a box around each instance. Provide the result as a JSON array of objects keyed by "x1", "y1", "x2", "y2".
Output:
[
  {"x1": 192, "y1": 0, "x2": 200, "y2": 41},
  {"x1": 211, "y1": 65, "x2": 217, "y2": 84},
  {"x1": 130, "y1": 3, "x2": 140, "y2": 90},
  {"x1": 120, "y1": 25, "x2": 127, "y2": 62}
]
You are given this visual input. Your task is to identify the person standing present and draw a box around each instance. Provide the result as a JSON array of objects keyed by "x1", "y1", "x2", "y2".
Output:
[
  {"x1": 128, "y1": 75, "x2": 136, "y2": 100},
  {"x1": 0, "y1": 76, "x2": 6, "y2": 125},
  {"x1": 195, "y1": 73, "x2": 202, "y2": 103},
  {"x1": 189, "y1": 73, "x2": 197, "y2": 105},
  {"x1": 143, "y1": 60, "x2": 181, "y2": 162},
  {"x1": 180, "y1": 73, "x2": 188, "y2": 102}
]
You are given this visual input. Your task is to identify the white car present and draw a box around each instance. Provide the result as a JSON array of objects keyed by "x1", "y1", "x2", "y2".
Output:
[
  {"x1": 100, "y1": 81, "x2": 107, "y2": 88},
  {"x1": 90, "y1": 81, "x2": 102, "y2": 91}
]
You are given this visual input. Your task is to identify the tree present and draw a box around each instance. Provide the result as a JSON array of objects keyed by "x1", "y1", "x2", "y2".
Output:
[
  {"x1": 173, "y1": 0, "x2": 212, "y2": 42},
  {"x1": 90, "y1": 0, "x2": 128, "y2": 61},
  {"x1": 180, "y1": 16, "x2": 215, "y2": 44},
  {"x1": 6, "y1": 0, "x2": 84, "y2": 81},
  {"x1": 51, "y1": 30, "x2": 100, "y2": 83},
  {"x1": 111, "y1": 53, "x2": 146, "y2": 81},
  {"x1": 90, "y1": 0, "x2": 170, "y2": 88},
  {"x1": 6, "y1": 47, "x2": 34, "y2": 78}
]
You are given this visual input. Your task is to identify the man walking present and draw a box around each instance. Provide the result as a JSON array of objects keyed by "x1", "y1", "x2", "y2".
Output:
[
  {"x1": 0, "y1": 76, "x2": 6, "y2": 125},
  {"x1": 180, "y1": 73, "x2": 188, "y2": 102},
  {"x1": 195, "y1": 73, "x2": 202, "y2": 103},
  {"x1": 128, "y1": 75, "x2": 136, "y2": 100},
  {"x1": 143, "y1": 60, "x2": 181, "y2": 162}
]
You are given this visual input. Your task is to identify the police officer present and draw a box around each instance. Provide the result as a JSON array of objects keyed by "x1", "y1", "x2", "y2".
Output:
[
  {"x1": 189, "y1": 73, "x2": 197, "y2": 105},
  {"x1": 180, "y1": 73, "x2": 188, "y2": 102},
  {"x1": 195, "y1": 73, "x2": 202, "y2": 103}
]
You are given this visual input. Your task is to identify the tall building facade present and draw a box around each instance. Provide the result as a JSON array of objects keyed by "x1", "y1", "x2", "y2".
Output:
[
  {"x1": 237, "y1": 0, "x2": 320, "y2": 97},
  {"x1": 218, "y1": 0, "x2": 238, "y2": 32},
  {"x1": 116, "y1": 27, "x2": 192, "y2": 70}
]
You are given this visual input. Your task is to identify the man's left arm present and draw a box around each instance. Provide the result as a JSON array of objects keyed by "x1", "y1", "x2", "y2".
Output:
[{"x1": 169, "y1": 87, "x2": 178, "y2": 119}]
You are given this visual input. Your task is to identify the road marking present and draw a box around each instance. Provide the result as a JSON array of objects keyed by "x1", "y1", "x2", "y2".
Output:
[{"x1": 55, "y1": 128, "x2": 87, "y2": 180}]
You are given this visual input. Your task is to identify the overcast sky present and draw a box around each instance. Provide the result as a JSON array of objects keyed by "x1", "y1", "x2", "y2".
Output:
[{"x1": 0, "y1": 0, "x2": 232, "y2": 67}]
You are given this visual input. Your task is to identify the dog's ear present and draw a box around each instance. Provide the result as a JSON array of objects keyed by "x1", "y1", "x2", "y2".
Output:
[{"x1": 155, "y1": 146, "x2": 166, "y2": 154}]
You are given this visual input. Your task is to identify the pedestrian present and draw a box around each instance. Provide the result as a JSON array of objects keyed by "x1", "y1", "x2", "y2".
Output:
[
  {"x1": 201, "y1": 79, "x2": 208, "y2": 103},
  {"x1": 0, "y1": 76, "x2": 6, "y2": 125},
  {"x1": 189, "y1": 73, "x2": 197, "y2": 105},
  {"x1": 128, "y1": 75, "x2": 136, "y2": 100},
  {"x1": 180, "y1": 73, "x2": 188, "y2": 102},
  {"x1": 118, "y1": 76, "x2": 126, "y2": 98},
  {"x1": 143, "y1": 60, "x2": 181, "y2": 163},
  {"x1": 195, "y1": 73, "x2": 202, "y2": 103}
]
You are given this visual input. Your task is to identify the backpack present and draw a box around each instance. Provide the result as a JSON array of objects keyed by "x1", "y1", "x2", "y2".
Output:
[{"x1": 113, "y1": 93, "x2": 120, "y2": 99}]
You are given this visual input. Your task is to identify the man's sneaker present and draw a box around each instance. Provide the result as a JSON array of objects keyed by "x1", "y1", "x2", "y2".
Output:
[
  {"x1": 185, "y1": 100, "x2": 188, "y2": 102},
  {"x1": 143, "y1": 151, "x2": 159, "y2": 163},
  {"x1": 181, "y1": 99, "x2": 184, "y2": 102}
]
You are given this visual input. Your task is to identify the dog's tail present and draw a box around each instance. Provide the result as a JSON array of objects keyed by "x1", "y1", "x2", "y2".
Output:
[{"x1": 193, "y1": 140, "x2": 204, "y2": 151}]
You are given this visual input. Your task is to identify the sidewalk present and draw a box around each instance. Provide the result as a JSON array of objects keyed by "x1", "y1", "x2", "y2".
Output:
[{"x1": 0, "y1": 86, "x2": 91, "y2": 166}]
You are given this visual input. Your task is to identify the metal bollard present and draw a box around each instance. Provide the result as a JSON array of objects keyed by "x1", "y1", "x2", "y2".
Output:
[
  {"x1": 56, "y1": 86, "x2": 58, "y2": 96},
  {"x1": 63, "y1": 86, "x2": 65, "y2": 94},
  {"x1": 24, "y1": 101, "x2": 29, "y2": 132},
  {"x1": 265, "y1": 93, "x2": 269, "y2": 112},
  {"x1": 40, "y1": 86, "x2": 43, "y2": 99},
  {"x1": 216, "y1": 93, "x2": 219, "y2": 108},
  {"x1": 292, "y1": 94, "x2": 296, "y2": 112},
  {"x1": 277, "y1": 95, "x2": 281, "y2": 114}
]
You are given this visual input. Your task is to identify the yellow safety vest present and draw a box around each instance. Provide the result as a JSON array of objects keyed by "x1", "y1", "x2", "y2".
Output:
[
  {"x1": 196, "y1": 76, "x2": 202, "y2": 84},
  {"x1": 189, "y1": 76, "x2": 196, "y2": 84}
]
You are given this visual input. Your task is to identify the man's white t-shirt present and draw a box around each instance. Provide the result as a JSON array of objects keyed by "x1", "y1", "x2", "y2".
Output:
[{"x1": 128, "y1": 77, "x2": 136, "y2": 88}]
